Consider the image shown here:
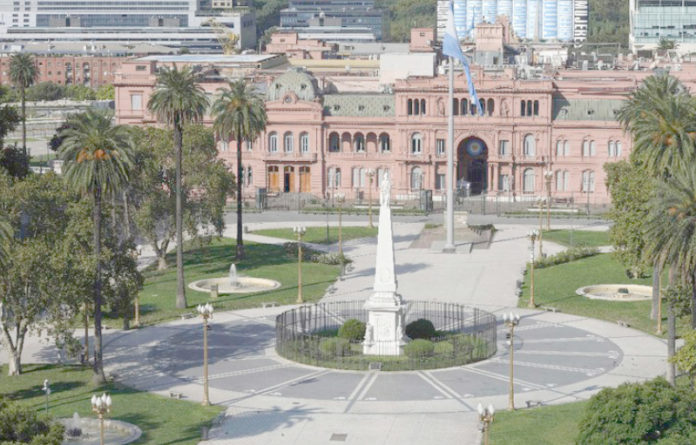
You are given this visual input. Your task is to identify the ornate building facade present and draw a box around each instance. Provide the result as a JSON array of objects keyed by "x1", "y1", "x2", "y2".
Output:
[{"x1": 115, "y1": 55, "x2": 696, "y2": 205}]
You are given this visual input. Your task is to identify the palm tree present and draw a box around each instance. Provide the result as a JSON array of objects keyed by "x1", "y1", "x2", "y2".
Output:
[
  {"x1": 147, "y1": 65, "x2": 208, "y2": 309},
  {"x1": 8, "y1": 53, "x2": 37, "y2": 161},
  {"x1": 211, "y1": 79, "x2": 267, "y2": 259},
  {"x1": 58, "y1": 109, "x2": 134, "y2": 382},
  {"x1": 644, "y1": 167, "x2": 696, "y2": 385},
  {"x1": 617, "y1": 74, "x2": 696, "y2": 328}
]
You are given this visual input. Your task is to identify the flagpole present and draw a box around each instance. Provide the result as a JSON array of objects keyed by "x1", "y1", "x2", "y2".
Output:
[{"x1": 444, "y1": 55, "x2": 455, "y2": 253}]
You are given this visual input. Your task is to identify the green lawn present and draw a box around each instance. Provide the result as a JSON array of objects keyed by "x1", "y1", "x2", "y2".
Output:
[
  {"x1": 541, "y1": 229, "x2": 610, "y2": 247},
  {"x1": 489, "y1": 401, "x2": 587, "y2": 445},
  {"x1": 1, "y1": 364, "x2": 222, "y2": 444},
  {"x1": 129, "y1": 238, "x2": 340, "y2": 326},
  {"x1": 520, "y1": 253, "x2": 689, "y2": 337},
  {"x1": 252, "y1": 226, "x2": 377, "y2": 244}
]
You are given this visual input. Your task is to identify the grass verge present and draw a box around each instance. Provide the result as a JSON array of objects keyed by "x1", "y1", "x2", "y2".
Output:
[
  {"x1": 489, "y1": 401, "x2": 586, "y2": 445},
  {"x1": 541, "y1": 229, "x2": 610, "y2": 247},
  {"x1": 519, "y1": 253, "x2": 689, "y2": 337},
  {"x1": 1, "y1": 364, "x2": 222, "y2": 444},
  {"x1": 127, "y1": 238, "x2": 340, "y2": 326},
  {"x1": 252, "y1": 226, "x2": 377, "y2": 244}
]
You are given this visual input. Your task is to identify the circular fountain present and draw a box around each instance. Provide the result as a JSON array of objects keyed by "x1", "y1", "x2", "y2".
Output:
[
  {"x1": 188, "y1": 263, "x2": 281, "y2": 295},
  {"x1": 59, "y1": 412, "x2": 141, "y2": 445},
  {"x1": 576, "y1": 284, "x2": 652, "y2": 302}
]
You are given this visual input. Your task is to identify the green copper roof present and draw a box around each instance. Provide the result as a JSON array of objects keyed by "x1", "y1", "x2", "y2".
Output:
[
  {"x1": 323, "y1": 94, "x2": 395, "y2": 117},
  {"x1": 553, "y1": 98, "x2": 625, "y2": 121},
  {"x1": 268, "y1": 68, "x2": 319, "y2": 102}
]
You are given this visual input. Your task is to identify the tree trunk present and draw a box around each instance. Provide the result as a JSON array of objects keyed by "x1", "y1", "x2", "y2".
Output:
[
  {"x1": 692, "y1": 270, "x2": 696, "y2": 329},
  {"x1": 93, "y1": 187, "x2": 106, "y2": 383},
  {"x1": 83, "y1": 307, "x2": 89, "y2": 365},
  {"x1": 21, "y1": 87, "x2": 26, "y2": 161},
  {"x1": 651, "y1": 263, "x2": 660, "y2": 320},
  {"x1": 7, "y1": 350, "x2": 21, "y2": 376},
  {"x1": 123, "y1": 191, "x2": 131, "y2": 240},
  {"x1": 667, "y1": 265, "x2": 676, "y2": 386},
  {"x1": 236, "y1": 135, "x2": 244, "y2": 260},
  {"x1": 174, "y1": 121, "x2": 187, "y2": 309},
  {"x1": 158, "y1": 255, "x2": 168, "y2": 270}
]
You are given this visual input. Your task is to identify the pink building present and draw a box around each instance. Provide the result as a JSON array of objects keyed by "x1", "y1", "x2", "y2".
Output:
[
  {"x1": 265, "y1": 31, "x2": 337, "y2": 60},
  {"x1": 114, "y1": 54, "x2": 696, "y2": 205}
]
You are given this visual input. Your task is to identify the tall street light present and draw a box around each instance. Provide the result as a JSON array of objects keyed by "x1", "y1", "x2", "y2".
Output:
[
  {"x1": 537, "y1": 197, "x2": 544, "y2": 258},
  {"x1": 294, "y1": 225, "x2": 306, "y2": 304},
  {"x1": 503, "y1": 312, "x2": 520, "y2": 410},
  {"x1": 197, "y1": 303, "x2": 214, "y2": 406},
  {"x1": 367, "y1": 169, "x2": 375, "y2": 228},
  {"x1": 478, "y1": 403, "x2": 495, "y2": 445},
  {"x1": 528, "y1": 229, "x2": 539, "y2": 308},
  {"x1": 544, "y1": 169, "x2": 553, "y2": 230},
  {"x1": 91, "y1": 392, "x2": 112, "y2": 445},
  {"x1": 337, "y1": 195, "x2": 345, "y2": 256}
]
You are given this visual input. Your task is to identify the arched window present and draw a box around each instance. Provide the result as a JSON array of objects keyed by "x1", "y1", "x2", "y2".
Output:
[
  {"x1": 407, "y1": 99, "x2": 413, "y2": 115},
  {"x1": 555, "y1": 140, "x2": 563, "y2": 157},
  {"x1": 608, "y1": 141, "x2": 615, "y2": 157},
  {"x1": 527, "y1": 100, "x2": 533, "y2": 116},
  {"x1": 414, "y1": 99, "x2": 420, "y2": 115},
  {"x1": 533, "y1": 100, "x2": 539, "y2": 116},
  {"x1": 453, "y1": 98, "x2": 459, "y2": 116},
  {"x1": 247, "y1": 166, "x2": 252, "y2": 186},
  {"x1": 411, "y1": 132, "x2": 423, "y2": 154},
  {"x1": 379, "y1": 133, "x2": 391, "y2": 152},
  {"x1": 520, "y1": 101, "x2": 526, "y2": 116},
  {"x1": 564, "y1": 140, "x2": 570, "y2": 156},
  {"x1": 487, "y1": 98, "x2": 495, "y2": 116},
  {"x1": 523, "y1": 168, "x2": 535, "y2": 192},
  {"x1": 354, "y1": 133, "x2": 365, "y2": 152},
  {"x1": 300, "y1": 132, "x2": 309, "y2": 153},
  {"x1": 461, "y1": 98, "x2": 468, "y2": 115},
  {"x1": 420, "y1": 99, "x2": 426, "y2": 115},
  {"x1": 582, "y1": 139, "x2": 595, "y2": 157},
  {"x1": 329, "y1": 132, "x2": 340, "y2": 152},
  {"x1": 616, "y1": 141, "x2": 622, "y2": 157},
  {"x1": 479, "y1": 99, "x2": 486, "y2": 114},
  {"x1": 556, "y1": 170, "x2": 569, "y2": 191},
  {"x1": 335, "y1": 168, "x2": 341, "y2": 186},
  {"x1": 411, "y1": 167, "x2": 423, "y2": 190},
  {"x1": 220, "y1": 140, "x2": 229, "y2": 152},
  {"x1": 590, "y1": 140, "x2": 596, "y2": 156},
  {"x1": 268, "y1": 132, "x2": 278, "y2": 152},
  {"x1": 523, "y1": 134, "x2": 535, "y2": 157},
  {"x1": 245, "y1": 140, "x2": 253, "y2": 151},
  {"x1": 283, "y1": 132, "x2": 293, "y2": 152},
  {"x1": 582, "y1": 170, "x2": 595, "y2": 192}
]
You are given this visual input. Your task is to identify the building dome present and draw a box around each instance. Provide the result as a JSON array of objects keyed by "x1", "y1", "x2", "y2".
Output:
[{"x1": 268, "y1": 68, "x2": 319, "y2": 102}]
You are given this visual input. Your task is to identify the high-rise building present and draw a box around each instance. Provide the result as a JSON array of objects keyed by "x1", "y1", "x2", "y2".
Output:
[
  {"x1": 280, "y1": 0, "x2": 384, "y2": 40},
  {"x1": 436, "y1": 0, "x2": 587, "y2": 42},
  {"x1": 630, "y1": 0, "x2": 696, "y2": 53}
]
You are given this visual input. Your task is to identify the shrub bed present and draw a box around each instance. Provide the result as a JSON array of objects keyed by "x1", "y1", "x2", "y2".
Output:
[
  {"x1": 405, "y1": 319, "x2": 436, "y2": 339},
  {"x1": 533, "y1": 246, "x2": 600, "y2": 269},
  {"x1": 338, "y1": 319, "x2": 366, "y2": 341}
]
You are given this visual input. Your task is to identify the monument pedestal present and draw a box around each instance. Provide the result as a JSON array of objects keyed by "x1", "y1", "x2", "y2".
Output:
[{"x1": 363, "y1": 299, "x2": 407, "y2": 356}]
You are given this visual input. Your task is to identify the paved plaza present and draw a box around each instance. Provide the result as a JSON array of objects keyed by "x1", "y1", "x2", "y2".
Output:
[{"x1": 10, "y1": 219, "x2": 667, "y2": 444}]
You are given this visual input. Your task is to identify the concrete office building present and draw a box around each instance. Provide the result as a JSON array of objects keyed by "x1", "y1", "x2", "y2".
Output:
[
  {"x1": 437, "y1": 0, "x2": 585, "y2": 42},
  {"x1": 630, "y1": 0, "x2": 696, "y2": 54},
  {"x1": 280, "y1": 0, "x2": 384, "y2": 40},
  {"x1": 0, "y1": 0, "x2": 256, "y2": 50}
]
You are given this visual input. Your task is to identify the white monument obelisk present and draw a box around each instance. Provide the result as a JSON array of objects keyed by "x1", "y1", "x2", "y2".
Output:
[{"x1": 363, "y1": 176, "x2": 407, "y2": 356}]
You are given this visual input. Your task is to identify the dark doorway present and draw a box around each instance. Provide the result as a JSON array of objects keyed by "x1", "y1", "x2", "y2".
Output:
[{"x1": 456, "y1": 137, "x2": 488, "y2": 195}]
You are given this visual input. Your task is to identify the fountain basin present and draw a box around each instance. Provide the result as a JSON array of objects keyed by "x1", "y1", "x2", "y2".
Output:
[
  {"x1": 576, "y1": 284, "x2": 652, "y2": 302},
  {"x1": 189, "y1": 276, "x2": 281, "y2": 294},
  {"x1": 59, "y1": 417, "x2": 141, "y2": 445}
]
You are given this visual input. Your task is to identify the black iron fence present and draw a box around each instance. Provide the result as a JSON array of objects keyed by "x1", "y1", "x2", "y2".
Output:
[{"x1": 276, "y1": 300, "x2": 497, "y2": 371}]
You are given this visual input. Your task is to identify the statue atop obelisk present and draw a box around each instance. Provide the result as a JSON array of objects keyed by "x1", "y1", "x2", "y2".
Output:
[{"x1": 363, "y1": 176, "x2": 406, "y2": 356}]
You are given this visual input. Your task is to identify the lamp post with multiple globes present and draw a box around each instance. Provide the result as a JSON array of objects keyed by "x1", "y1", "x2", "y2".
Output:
[
  {"x1": 91, "y1": 392, "x2": 112, "y2": 445},
  {"x1": 544, "y1": 169, "x2": 553, "y2": 230},
  {"x1": 503, "y1": 312, "x2": 520, "y2": 410},
  {"x1": 366, "y1": 169, "x2": 375, "y2": 228},
  {"x1": 197, "y1": 303, "x2": 214, "y2": 406},
  {"x1": 528, "y1": 229, "x2": 539, "y2": 308},
  {"x1": 294, "y1": 225, "x2": 306, "y2": 304}
]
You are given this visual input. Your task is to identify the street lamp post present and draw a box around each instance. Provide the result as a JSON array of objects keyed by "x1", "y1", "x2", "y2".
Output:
[
  {"x1": 503, "y1": 312, "x2": 521, "y2": 410},
  {"x1": 537, "y1": 198, "x2": 544, "y2": 258},
  {"x1": 197, "y1": 303, "x2": 214, "y2": 406},
  {"x1": 91, "y1": 393, "x2": 112, "y2": 445},
  {"x1": 528, "y1": 229, "x2": 539, "y2": 308},
  {"x1": 367, "y1": 169, "x2": 375, "y2": 228},
  {"x1": 294, "y1": 226, "x2": 306, "y2": 304},
  {"x1": 337, "y1": 195, "x2": 345, "y2": 256},
  {"x1": 478, "y1": 403, "x2": 495, "y2": 445},
  {"x1": 544, "y1": 170, "x2": 553, "y2": 230}
]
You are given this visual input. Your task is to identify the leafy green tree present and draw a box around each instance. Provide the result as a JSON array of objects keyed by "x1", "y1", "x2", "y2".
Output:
[
  {"x1": 147, "y1": 65, "x2": 209, "y2": 309},
  {"x1": 129, "y1": 125, "x2": 233, "y2": 269},
  {"x1": 0, "y1": 399, "x2": 64, "y2": 444},
  {"x1": 252, "y1": 0, "x2": 287, "y2": 38},
  {"x1": 58, "y1": 109, "x2": 135, "y2": 382},
  {"x1": 0, "y1": 105, "x2": 19, "y2": 149},
  {"x1": 64, "y1": 84, "x2": 96, "y2": 101},
  {"x1": 587, "y1": 0, "x2": 629, "y2": 45},
  {"x1": 212, "y1": 79, "x2": 267, "y2": 259},
  {"x1": 673, "y1": 326, "x2": 696, "y2": 388},
  {"x1": 659, "y1": 38, "x2": 677, "y2": 51},
  {"x1": 25, "y1": 82, "x2": 64, "y2": 102},
  {"x1": 8, "y1": 53, "x2": 37, "y2": 159},
  {"x1": 576, "y1": 377, "x2": 696, "y2": 444},
  {"x1": 95, "y1": 84, "x2": 114, "y2": 100}
]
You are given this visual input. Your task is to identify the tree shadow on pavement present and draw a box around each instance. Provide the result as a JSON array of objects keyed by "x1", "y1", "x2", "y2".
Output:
[{"x1": 211, "y1": 405, "x2": 319, "y2": 440}]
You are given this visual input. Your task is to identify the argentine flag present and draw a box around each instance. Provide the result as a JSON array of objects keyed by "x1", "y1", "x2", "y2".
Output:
[{"x1": 442, "y1": 0, "x2": 483, "y2": 116}]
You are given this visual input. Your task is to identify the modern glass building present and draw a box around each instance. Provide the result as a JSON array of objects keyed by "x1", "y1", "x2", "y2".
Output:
[
  {"x1": 440, "y1": 0, "x2": 584, "y2": 41},
  {"x1": 630, "y1": 0, "x2": 696, "y2": 51},
  {"x1": 279, "y1": 0, "x2": 384, "y2": 40}
]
